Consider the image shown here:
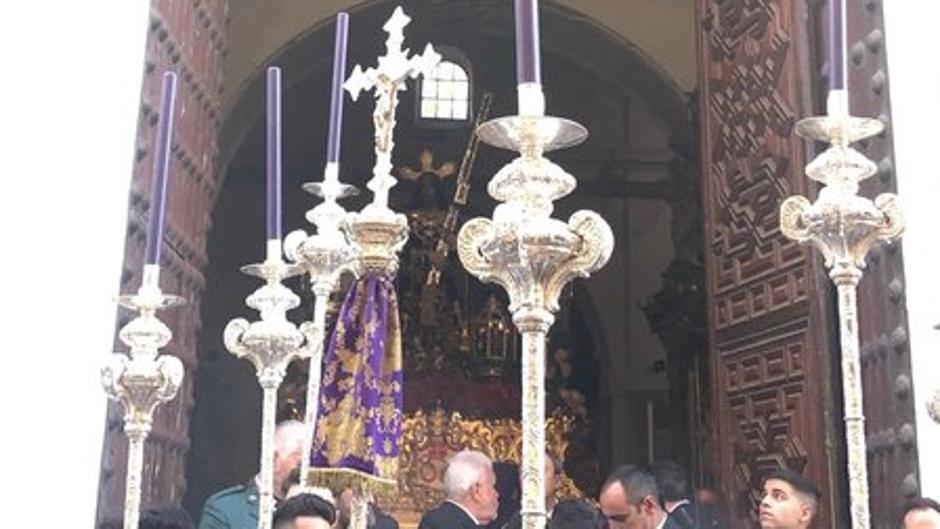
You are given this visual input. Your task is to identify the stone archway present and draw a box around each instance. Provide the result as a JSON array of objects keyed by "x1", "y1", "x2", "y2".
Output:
[{"x1": 183, "y1": 0, "x2": 693, "y2": 518}]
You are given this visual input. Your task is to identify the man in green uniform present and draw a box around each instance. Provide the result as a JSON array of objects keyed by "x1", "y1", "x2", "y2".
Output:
[{"x1": 198, "y1": 420, "x2": 307, "y2": 529}]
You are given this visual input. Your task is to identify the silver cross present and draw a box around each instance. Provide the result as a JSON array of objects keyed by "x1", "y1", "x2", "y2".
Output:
[{"x1": 344, "y1": 6, "x2": 441, "y2": 212}]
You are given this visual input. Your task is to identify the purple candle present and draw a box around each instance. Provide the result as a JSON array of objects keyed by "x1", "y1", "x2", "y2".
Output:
[
  {"x1": 266, "y1": 67, "x2": 282, "y2": 241},
  {"x1": 514, "y1": 0, "x2": 541, "y2": 84},
  {"x1": 830, "y1": 0, "x2": 845, "y2": 90},
  {"x1": 326, "y1": 12, "x2": 349, "y2": 164},
  {"x1": 144, "y1": 71, "x2": 178, "y2": 265}
]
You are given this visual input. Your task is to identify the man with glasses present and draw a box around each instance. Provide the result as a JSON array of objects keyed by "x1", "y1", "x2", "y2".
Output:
[{"x1": 600, "y1": 465, "x2": 680, "y2": 529}]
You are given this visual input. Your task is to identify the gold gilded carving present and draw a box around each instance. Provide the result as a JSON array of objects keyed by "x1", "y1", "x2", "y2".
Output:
[{"x1": 385, "y1": 407, "x2": 579, "y2": 523}]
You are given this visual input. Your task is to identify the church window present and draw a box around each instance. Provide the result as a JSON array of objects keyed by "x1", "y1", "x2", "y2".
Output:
[{"x1": 419, "y1": 59, "x2": 471, "y2": 122}]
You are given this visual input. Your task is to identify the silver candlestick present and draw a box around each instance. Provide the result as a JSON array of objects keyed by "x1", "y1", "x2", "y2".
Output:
[
  {"x1": 458, "y1": 81, "x2": 613, "y2": 529},
  {"x1": 929, "y1": 386, "x2": 940, "y2": 424},
  {"x1": 224, "y1": 241, "x2": 318, "y2": 529},
  {"x1": 780, "y1": 89, "x2": 904, "y2": 529},
  {"x1": 284, "y1": 164, "x2": 358, "y2": 481},
  {"x1": 101, "y1": 264, "x2": 185, "y2": 529}
]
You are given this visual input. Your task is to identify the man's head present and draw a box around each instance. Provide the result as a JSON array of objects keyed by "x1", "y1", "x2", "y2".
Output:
[
  {"x1": 651, "y1": 461, "x2": 691, "y2": 511},
  {"x1": 899, "y1": 498, "x2": 940, "y2": 529},
  {"x1": 759, "y1": 469, "x2": 820, "y2": 529},
  {"x1": 274, "y1": 420, "x2": 307, "y2": 498},
  {"x1": 550, "y1": 498, "x2": 604, "y2": 529},
  {"x1": 599, "y1": 465, "x2": 666, "y2": 529},
  {"x1": 443, "y1": 450, "x2": 500, "y2": 523},
  {"x1": 273, "y1": 493, "x2": 337, "y2": 529}
]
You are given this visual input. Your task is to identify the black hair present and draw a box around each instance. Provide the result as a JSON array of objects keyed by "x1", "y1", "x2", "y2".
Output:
[
  {"x1": 273, "y1": 493, "x2": 337, "y2": 527},
  {"x1": 139, "y1": 507, "x2": 195, "y2": 529},
  {"x1": 762, "y1": 468, "x2": 820, "y2": 503},
  {"x1": 651, "y1": 461, "x2": 691, "y2": 502},
  {"x1": 897, "y1": 497, "x2": 940, "y2": 529},
  {"x1": 602, "y1": 465, "x2": 661, "y2": 506},
  {"x1": 550, "y1": 498, "x2": 604, "y2": 529}
]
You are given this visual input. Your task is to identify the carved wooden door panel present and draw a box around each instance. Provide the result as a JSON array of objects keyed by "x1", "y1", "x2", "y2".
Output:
[
  {"x1": 696, "y1": 2, "x2": 845, "y2": 529},
  {"x1": 96, "y1": 0, "x2": 227, "y2": 525}
]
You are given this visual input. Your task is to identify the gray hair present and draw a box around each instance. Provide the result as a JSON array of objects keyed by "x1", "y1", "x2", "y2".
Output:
[
  {"x1": 443, "y1": 450, "x2": 493, "y2": 499},
  {"x1": 274, "y1": 419, "x2": 306, "y2": 456}
]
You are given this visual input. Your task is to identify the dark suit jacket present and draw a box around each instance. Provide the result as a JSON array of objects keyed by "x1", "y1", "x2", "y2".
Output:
[
  {"x1": 419, "y1": 501, "x2": 480, "y2": 529},
  {"x1": 664, "y1": 512, "x2": 688, "y2": 529},
  {"x1": 198, "y1": 481, "x2": 259, "y2": 529},
  {"x1": 373, "y1": 505, "x2": 400, "y2": 529},
  {"x1": 669, "y1": 501, "x2": 724, "y2": 529}
]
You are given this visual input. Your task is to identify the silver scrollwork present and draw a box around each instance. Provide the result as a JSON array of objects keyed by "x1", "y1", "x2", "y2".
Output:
[
  {"x1": 101, "y1": 264, "x2": 185, "y2": 529},
  {"x1": 224, "y1": 247, "x2": 316, "y2": 529},
  {"x1": 779, "y1": 90, "x2": 904, "y2": 529},
  {"x1": 459, "y1": 83, "x2": 613, "y2": 529}
]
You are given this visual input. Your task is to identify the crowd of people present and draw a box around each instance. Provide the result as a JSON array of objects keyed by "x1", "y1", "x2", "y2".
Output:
[{"x1": 124, "y1": 421, "x2": 940, "y2": 529}]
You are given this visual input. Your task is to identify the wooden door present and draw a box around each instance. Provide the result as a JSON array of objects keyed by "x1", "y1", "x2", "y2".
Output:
[{"x1": 696, "y1": 2, "x2": 845, "y2": 529}]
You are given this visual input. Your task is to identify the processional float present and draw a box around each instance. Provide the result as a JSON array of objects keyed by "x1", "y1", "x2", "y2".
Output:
[{"x1": 779, "y1": 2, "x2": 903, "y2": 529}]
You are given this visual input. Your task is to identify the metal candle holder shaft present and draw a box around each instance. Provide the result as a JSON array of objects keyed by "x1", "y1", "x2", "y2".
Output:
[
  {"x1": 780, "y1": 89, "x2": 903, "y2": 529},
  {"x1": 101, "y1": 264, "x2": 185, "y2": 529},
  {"x1": 285, "y1": 167, "x2": 358, "y2": 480},
  {"x1": 224, "y1": 243, "x2": 317, "y2": 529},
  {"x1": 458, "y1": 82, "x2": 613, "y2": 529}
]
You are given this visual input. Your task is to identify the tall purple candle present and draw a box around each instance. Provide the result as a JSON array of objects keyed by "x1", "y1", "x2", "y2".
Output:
[
  {"x1": 514, "y1": 0, "x2": 541, "y2": 84},
  {"x1": 266, "y1": 67, "x2": 282, "y2": 241},
  {"x1": 144, "y1": 71, "x2": 178, "y2": 265},
  {"x1": 830, "y1": 0, "x2": 846, "y2": 90},
  {"x1": 326, "y1": 12, "x2": 349, "y2": 164}
]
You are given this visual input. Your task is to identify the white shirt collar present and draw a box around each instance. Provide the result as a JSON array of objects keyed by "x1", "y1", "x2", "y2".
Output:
[
  {"x1": 668, "y1": 499, "x2": 691, "y2": 512},
  {"x1": 446, "y1": 499, "x2": 481, "y2": 525}
]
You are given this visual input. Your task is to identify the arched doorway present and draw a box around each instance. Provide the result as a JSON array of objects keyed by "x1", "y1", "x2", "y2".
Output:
[{"x1": 183, "y1": 0, "x2": 699, "y2": 521}]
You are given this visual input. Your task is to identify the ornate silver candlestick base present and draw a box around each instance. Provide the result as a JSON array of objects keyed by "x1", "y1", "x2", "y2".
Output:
[
  {"x1": 459, "y1": 84, "x2": 613, "y2": 529},
  {"x1": 224, "y1": 243, "x2": 317, "y2": 529},
  {"x1": 285, "y1": 168, "x2": 358, "y2": 480},
  {"x1": 101, "y1": 264, "x2": 185, "y2": 529},
  {"x1": 929, "y1": 387, "x2": 940, "y2": 424},
  {"x1": 780, "y1": 90, "x2": 903, "y2": 529},
  {"x1": 345, "y1": 209, "x2": 409, "y2": 277}
]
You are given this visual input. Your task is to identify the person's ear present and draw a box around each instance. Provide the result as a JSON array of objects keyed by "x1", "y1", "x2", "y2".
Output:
[
  {"x1": 642, "y1": 496, "x2": 658, "y2": 514},
  {"x1": 471, "y1": 481, "x2": 482, "y2": 500},
  {"x1": 798, "y1": 502, "x2": 813, "y2": 525}
]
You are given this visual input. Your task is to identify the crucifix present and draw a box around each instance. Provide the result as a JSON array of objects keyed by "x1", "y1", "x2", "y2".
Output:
[{"x1": 345, "y1": 6, "x2": 441, "y2": 213}]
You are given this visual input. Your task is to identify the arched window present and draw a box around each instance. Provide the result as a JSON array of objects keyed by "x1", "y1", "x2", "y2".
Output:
[{"x1": 419, "y1": 59, "x2": 471, "y2": 122}]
